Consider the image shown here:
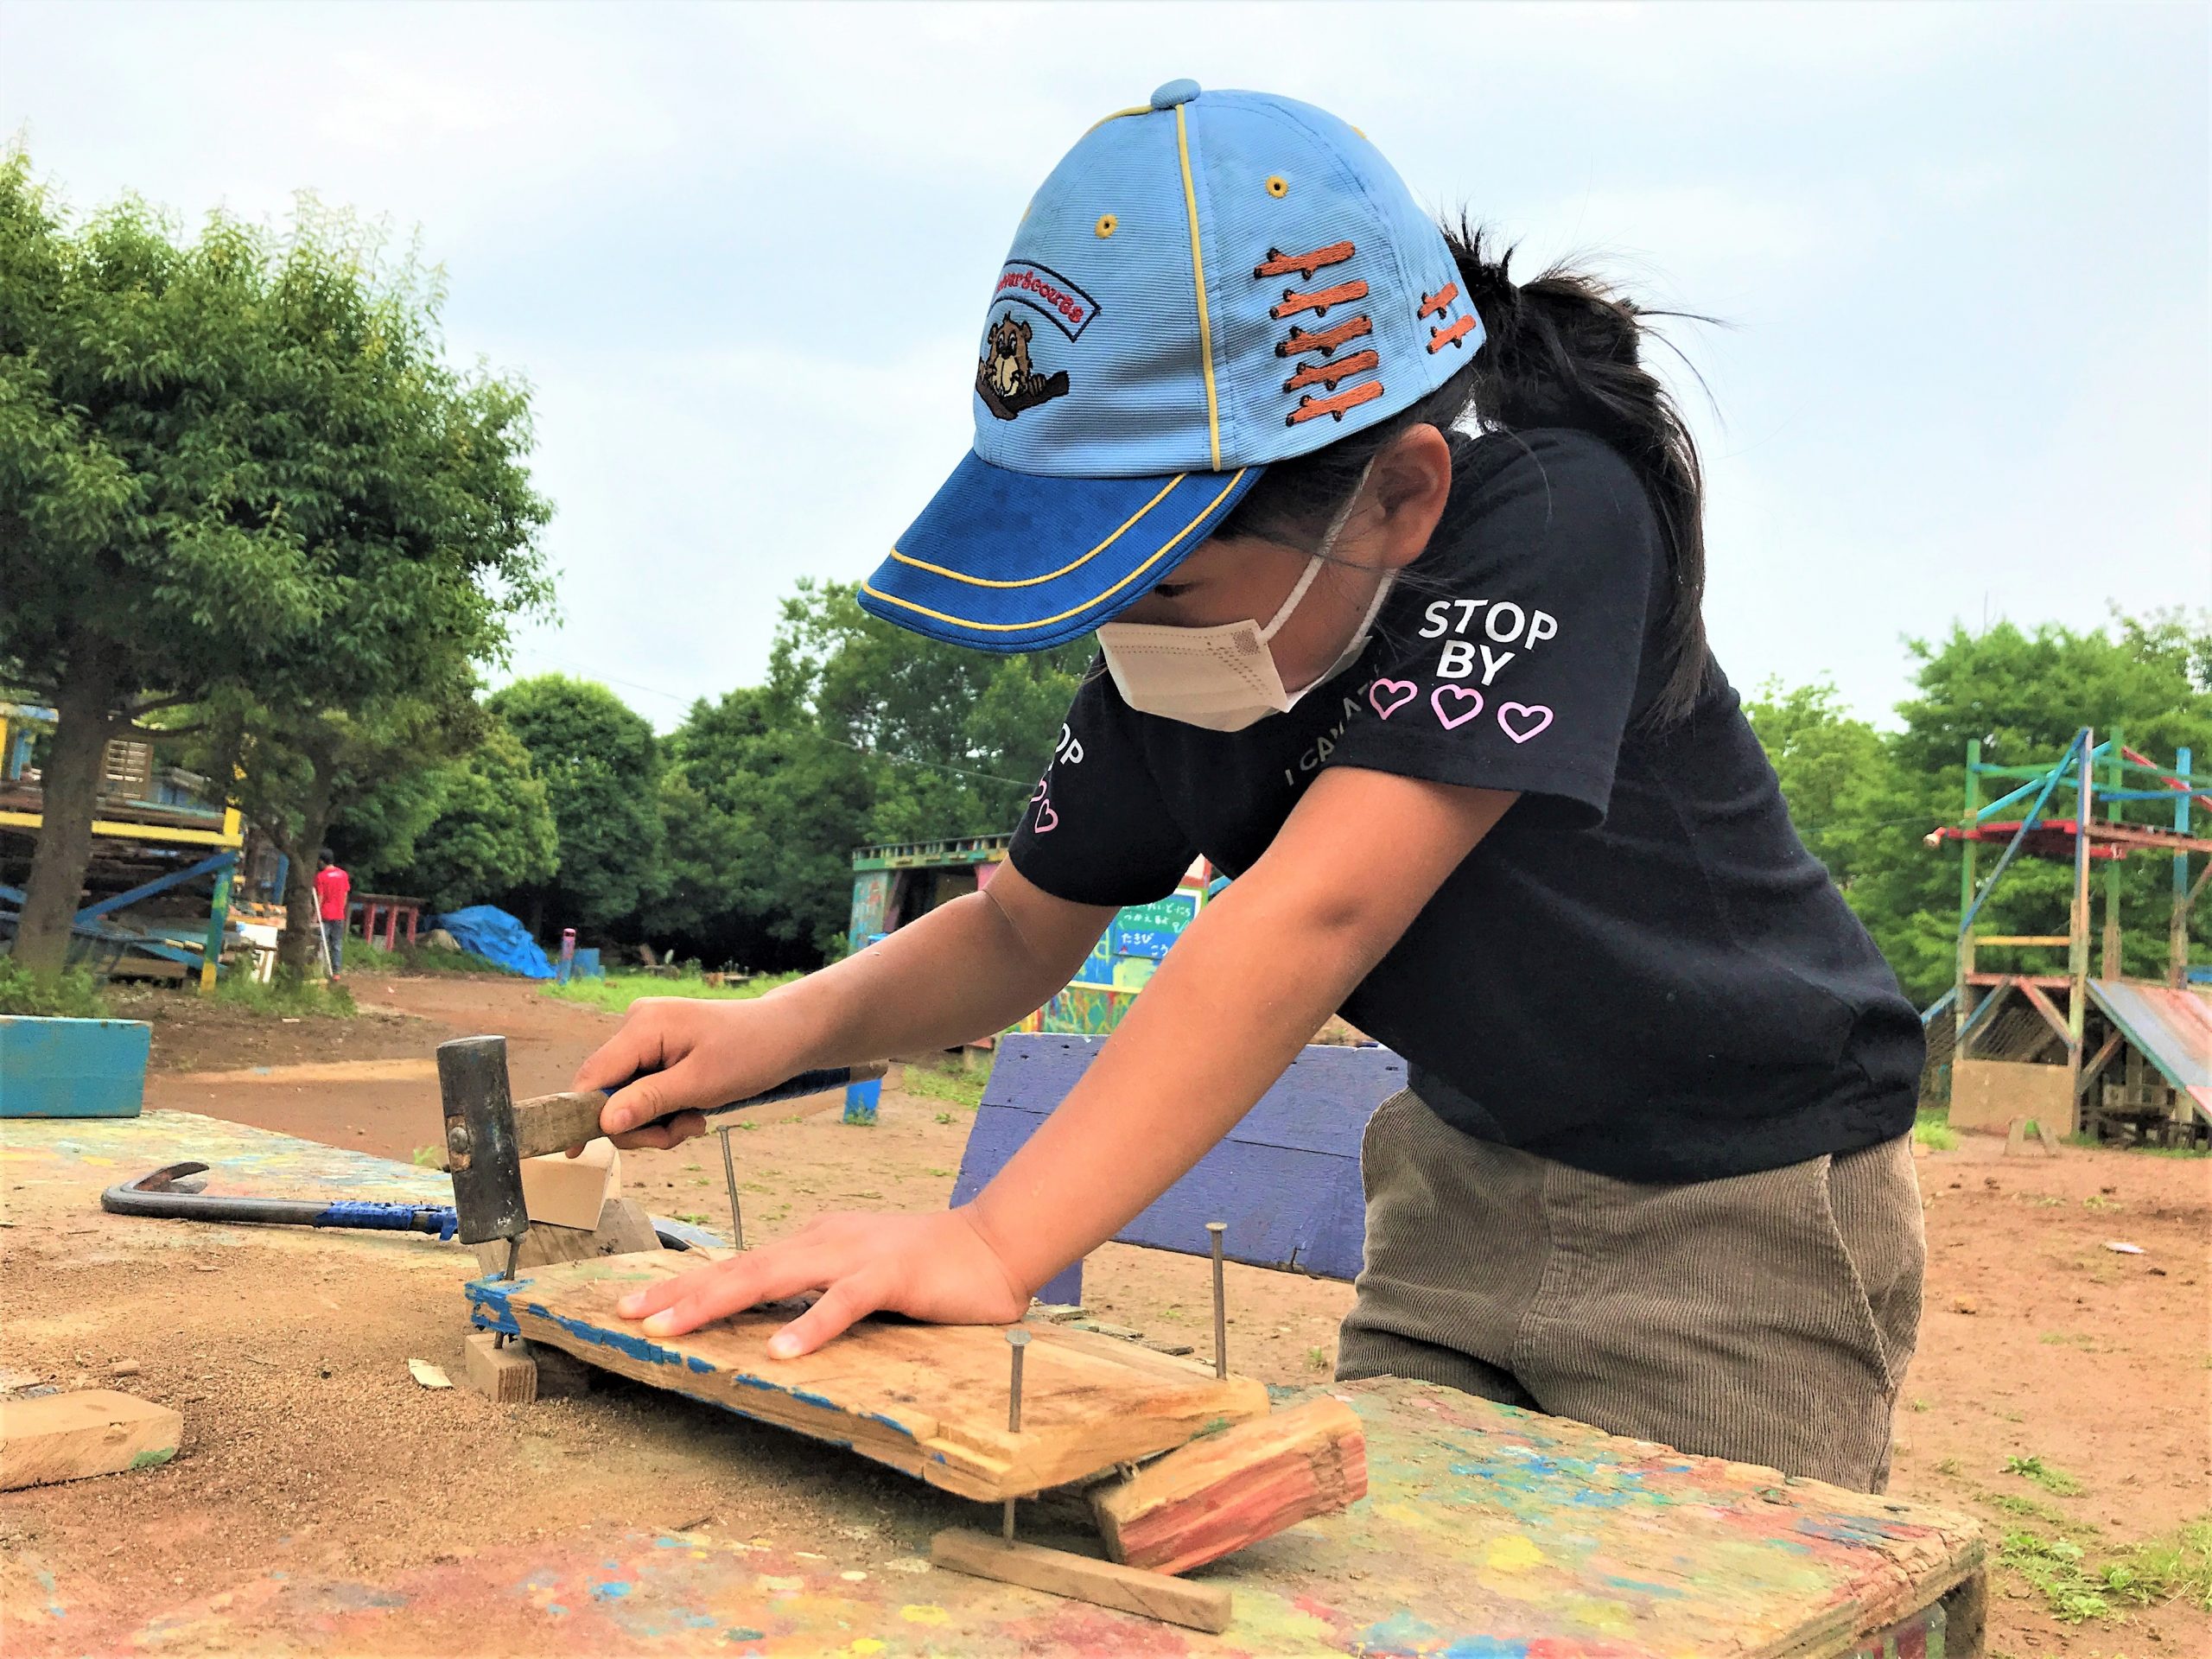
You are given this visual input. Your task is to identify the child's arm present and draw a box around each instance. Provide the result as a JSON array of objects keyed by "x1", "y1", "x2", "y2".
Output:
[
  {"x1": 574, "y1": 868, "x2": 1120, "y2": 1148},
  {"x1": 615, "y1": 766, "x2": 1516, "y2": 1352}
]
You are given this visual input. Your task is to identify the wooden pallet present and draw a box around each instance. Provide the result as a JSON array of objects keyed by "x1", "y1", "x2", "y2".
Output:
[{"x1": 466, "y1": 1253, "x2": 1268, "y2": 1502}]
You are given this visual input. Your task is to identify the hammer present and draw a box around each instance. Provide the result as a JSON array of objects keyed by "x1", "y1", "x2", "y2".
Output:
[{"x1": 436, "y1": 1034, "x2": 887, "y2": 1260}]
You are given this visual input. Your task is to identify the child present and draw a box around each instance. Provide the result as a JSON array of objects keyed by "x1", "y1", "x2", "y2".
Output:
[{"x1": 579, "y1": 83, "x2": 1925, "y2": 1492}]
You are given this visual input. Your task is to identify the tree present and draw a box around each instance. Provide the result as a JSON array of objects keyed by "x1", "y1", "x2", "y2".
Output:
[
  {"x1": 0, "y1": 150, "x2": 549, "y2": 972},
  {"x1": 1743, "y1": 679, "x2": 1897, "y2": 895},
  {"x1": 488, "y1": 676, "x2": 664, "y2": 935},
  {"x1": 338, "y1": 716, "x2": 560, "y2": 914}
]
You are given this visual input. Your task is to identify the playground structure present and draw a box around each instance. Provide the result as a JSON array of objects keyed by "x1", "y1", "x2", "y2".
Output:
[
  {"x1": 0, "y1": 702, "x2": 253, "y2": 988},
  {"x1": 1925, "y1": 727, "x2": 2209, "y2": 1145},
  {"x1": 848, "y1": 836, "x2": 1214, "y2": 1039}
]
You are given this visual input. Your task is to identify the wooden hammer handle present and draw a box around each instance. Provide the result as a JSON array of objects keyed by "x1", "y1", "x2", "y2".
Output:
[{"x1": 512, "y1": 1063, "x2": 889, "y2": 1158}]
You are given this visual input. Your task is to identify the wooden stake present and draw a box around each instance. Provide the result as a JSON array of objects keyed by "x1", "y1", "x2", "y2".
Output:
[
  {"x1": 1, "y1": 1390, "x2": 181, "y2": 1491},
  {"x1": 1092, "y1": 1395, "x2": 1367, "y2": 1575},
  {"x1": 931, "y1": 1528, "x2": 1232, "y2": 1634},
  {"x1": 463, "y1": 1332, "x2": 537, "y2": 1404}
]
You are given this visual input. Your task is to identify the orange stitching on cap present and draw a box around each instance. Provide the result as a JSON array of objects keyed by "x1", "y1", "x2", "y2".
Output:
[
  {"x1": 1287, "y1": 381, "x2": 1385, "y2": 425},
  {"x1": 1418, "y1": 282, "x2": 1459, "y2": 319},
  {"x1": 1253, "y1": 241, "x2": 1354, "y2": 281},
  {"x1": 1281, "y1": 347, "x2": 1379, "y2": 393},
  {"x1": 1427, "y1": 315, "x2": 1477, "y2": 353},
  {"x1": 1271, "y1": 278, "x2": 1369, "y2": 321},
  {"x1": 1274, "y1": 315, "x2": 1373, "y2": 359}
]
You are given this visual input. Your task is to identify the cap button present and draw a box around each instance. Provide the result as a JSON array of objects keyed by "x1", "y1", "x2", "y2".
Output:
[{"x1": 1149, "y1": 79, "x2": 1200, "y2": 111}]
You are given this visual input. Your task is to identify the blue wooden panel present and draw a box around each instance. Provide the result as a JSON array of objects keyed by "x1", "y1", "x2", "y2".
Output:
[
  {"x1": 0, "y1": 1016, "x2": 150, "y2": 1117},
  {"x1": 957, "y1": 1033, "x2": 1405, "y2": 1291}
]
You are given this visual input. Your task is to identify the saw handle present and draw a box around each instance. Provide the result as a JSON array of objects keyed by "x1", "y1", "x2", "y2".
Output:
[{"x1": 514, "y1": 1062, "x2": 889, "y2": 1157}]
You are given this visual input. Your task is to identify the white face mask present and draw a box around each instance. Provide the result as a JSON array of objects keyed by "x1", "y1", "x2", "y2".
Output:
[{"x1": 1096, "y1": 469, "x2": 1390, "y2": 733}]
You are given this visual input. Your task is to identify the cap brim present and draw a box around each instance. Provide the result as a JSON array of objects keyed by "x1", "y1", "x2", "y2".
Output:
[{"x1": 859, "y1": 451, "x2": 1262, "y2": 652}]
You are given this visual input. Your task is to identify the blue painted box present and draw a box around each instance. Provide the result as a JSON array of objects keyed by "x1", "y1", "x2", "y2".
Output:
[{"x1": 0, "y1": 1016, "x2": 151, "y2": 1117}]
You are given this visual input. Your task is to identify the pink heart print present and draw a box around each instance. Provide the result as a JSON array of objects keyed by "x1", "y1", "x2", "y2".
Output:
[
  {"x1": 1497, "y1": 702, "x2": 1554, "y2": 743},
  {"x1": 1033, "y1": 799, "x2": 1059, "y2": 833},
  {"x1": 1430, "y1": 686, "x2": 1485, "y2": 730},
  {"x1": 1369, "y1": 679, "x2": 1418, "y2": 720}
]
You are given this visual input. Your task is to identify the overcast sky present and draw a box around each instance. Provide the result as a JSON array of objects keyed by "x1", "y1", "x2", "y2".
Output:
[{"x1": 6, "y1": 1, "x2": 2205, "y2": 730}]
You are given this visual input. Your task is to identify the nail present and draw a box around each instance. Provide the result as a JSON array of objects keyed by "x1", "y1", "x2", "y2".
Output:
[
  {"x1": 641, "y1": 1313, "x2": 676, "y2": 1336},
  {"x1": 767, "y1": 1332, "x2": 799, "y2": 1358},
  {"x1": 617, "y1": 1293, "x2": 644, "y2": 1315}
]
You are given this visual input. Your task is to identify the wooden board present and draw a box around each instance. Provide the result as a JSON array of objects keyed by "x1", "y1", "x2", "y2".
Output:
[
  {"x1": 958, "y1": 1034, "x2": 1402, "y2": 1301},
  {"x1": 466, "y1": 1251, "x2": 1269, "y2": 1501},
  {"x1": 931, "y1": 1528, "x2": 1233, "y2": 1634},
  {"x1": 0, "y1": 1389, "x2": 181, "y2": 1490},
  {"x1": 1950, "y1": 1057, "x2": 2073, "y2": 1132},
  {"x1": 1093, "y1": 1395, "x2": 1366, "y2": 1574}
]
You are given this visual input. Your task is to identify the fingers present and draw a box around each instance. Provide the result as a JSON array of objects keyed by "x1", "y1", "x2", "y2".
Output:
[
  {"x1": 572, "y1": 1008, "x2": 674, "y2": 1094},
  {"x1": 601, "y1": 1062, "x2": 709, "y2": 1137},
  {"x1": 606, "y1": 1110, "x2": 705, "y2": 1151},
  {"x1": 767, "y1": 1273, "x2": 888, "y2": 1358},
  {"x1": 632, "y1": 1243, "x2": 842, "y2": 1338}
]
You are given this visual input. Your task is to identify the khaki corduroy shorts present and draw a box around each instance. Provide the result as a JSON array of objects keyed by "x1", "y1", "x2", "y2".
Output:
[{"x1": 1336, "y1": 1089, "x2": 1924, "y2": 1492}]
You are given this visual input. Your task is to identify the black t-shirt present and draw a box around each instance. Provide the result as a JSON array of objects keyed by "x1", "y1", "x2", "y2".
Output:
[{"x1": 1009, "y1": 427, "x2": 1923, "y2": 1184}]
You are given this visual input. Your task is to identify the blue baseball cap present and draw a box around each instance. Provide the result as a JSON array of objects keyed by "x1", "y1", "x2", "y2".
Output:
[{"x1": 859, "y1": 81, "x2": 1483, "y2": 653}]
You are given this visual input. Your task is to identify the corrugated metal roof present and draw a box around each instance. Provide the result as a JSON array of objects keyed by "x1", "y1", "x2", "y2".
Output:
[{"x1": 2089, "y1": 981, "x2": 2212, "y2": 1117}]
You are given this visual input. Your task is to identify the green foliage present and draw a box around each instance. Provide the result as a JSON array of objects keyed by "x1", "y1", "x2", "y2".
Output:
[
  {"x1": 2005, "y1": 1453, "x2": 2085, "y2": 1496},
  {"x1": 212, "y1": 966, "x2": 355, "y2": 1017},
  {"x1": 343, "y1": 931, "x2": 513, "y2": 977},
  {"x1": 1912, "y1": 1109, "x2": 1959, "y2": 1152},
  {"x1": 341, "y1": 715, "x2": 560, "y2": 912},
  {"x1": 899, "y1": 1059, "x2": 990, "y2": 1111},
  {"x1": 490, "y1": 675, "x2": 665, "y2": 932},
  {"x1": 0, "y1": 956, "x2": 108, "y2": 1017},
  {"x1": 1999, "y1": 1520, "x2": 2212, "y2": 1624},
  {"x1": 647, "y1": 581, "x2": 1089, "y2": 967},
  {"x1": 540, "y1": 969, "x2": 801, "y2": 1015}
]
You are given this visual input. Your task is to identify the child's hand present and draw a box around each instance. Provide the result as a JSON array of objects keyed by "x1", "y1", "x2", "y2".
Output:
[
  {"x1": 615, "y1": 1207, "x2": 1031, "y2": 1357},
  {"x1": 572, "y1": 995, "x2": 806, "y2": 1150}
]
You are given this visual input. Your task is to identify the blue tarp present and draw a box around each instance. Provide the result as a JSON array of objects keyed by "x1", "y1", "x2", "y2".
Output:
[{"x1": 433, "y1": 906, "x2": 554, "y2": 979}]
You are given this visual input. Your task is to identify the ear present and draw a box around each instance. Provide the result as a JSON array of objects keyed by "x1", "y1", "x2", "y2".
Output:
[
  {"x1": 1365, "y1": 423, "x2": 1454, "y2": 575},
  {"x1": 1018, "y1": 318, "x2": 1033, "y2": 342}
]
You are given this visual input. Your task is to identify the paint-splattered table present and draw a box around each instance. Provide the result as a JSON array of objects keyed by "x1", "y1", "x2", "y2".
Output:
[{"x1": 0, "y1": 1113, "x2": 1982, "y2": 1656}]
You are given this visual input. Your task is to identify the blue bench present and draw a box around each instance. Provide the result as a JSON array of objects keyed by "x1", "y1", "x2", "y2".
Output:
[{"x1": 950, "y1": 1032, "x2": 1407, "y2": 1305}]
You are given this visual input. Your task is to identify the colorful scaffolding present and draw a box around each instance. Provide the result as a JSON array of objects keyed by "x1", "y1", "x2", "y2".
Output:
[{"x1": 1925, "y1": 727, "x2": 2210, "y2": 1142}]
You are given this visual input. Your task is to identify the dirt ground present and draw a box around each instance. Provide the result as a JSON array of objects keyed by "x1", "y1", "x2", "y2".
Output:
[{"x1": 3, "y1": 973, "x2": 2207, "y2": 1656}]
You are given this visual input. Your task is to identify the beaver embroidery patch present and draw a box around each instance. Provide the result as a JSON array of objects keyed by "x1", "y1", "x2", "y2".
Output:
[{"x1": 976, "y1": 314, "x2": 1070, "y2": 420}]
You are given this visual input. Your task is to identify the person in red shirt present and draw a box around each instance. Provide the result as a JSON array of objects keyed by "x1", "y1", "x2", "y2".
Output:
[{"x1": 313, "y1": 851, "x2": 352, "y2": 979}]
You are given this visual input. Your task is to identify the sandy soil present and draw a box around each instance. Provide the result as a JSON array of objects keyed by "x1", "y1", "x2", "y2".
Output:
[{"x1": 4, "y1": 973, "x2": 2206, "y2": 1656}]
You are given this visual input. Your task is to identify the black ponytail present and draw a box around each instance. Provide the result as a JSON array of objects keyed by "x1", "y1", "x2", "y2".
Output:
[{"x1": 1217, "y1": 218, "x2": 1715, "y2": 726}]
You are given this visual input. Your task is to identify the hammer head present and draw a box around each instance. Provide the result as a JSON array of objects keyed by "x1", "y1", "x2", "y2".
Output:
[{"x1": 437, "y1": 1035, "x2": 528, "y2": 1248}]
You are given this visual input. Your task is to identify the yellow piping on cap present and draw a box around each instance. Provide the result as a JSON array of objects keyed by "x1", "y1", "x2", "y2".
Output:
[
  {"x1": 1085, "y1": 103, "x2": 1153, "y2": 134},
  {"x1": 1174, "y1": 103, "x2": 1223, "y2": 472},
  {"x1": 889, "y1": 474, "x2": 1185, "y2": 588},
  {"x1": 863, "y1": 471, "x2": 1248, "y2": 632}
]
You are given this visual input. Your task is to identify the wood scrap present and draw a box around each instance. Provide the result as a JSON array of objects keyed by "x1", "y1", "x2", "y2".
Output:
[
  {"x1": 1092, "y1": 1394, "x2": 1366, "y2": 1574},
  {"x1": 463, "y1": 1333, "x2": 536, "y2": 1404},
  {"x1": 931, "y1": 1527, "x2": 1232, "y2": 1634},
  {"x1": 518, "y1": 1137, "x2": 620, "y2": 1229},
  {"x1": 468, "y1": 1196, "x2": 663, "y2": 1274},
  {"x1": 0, "y1": 1389, "x2": 181, "y2": 1490}
]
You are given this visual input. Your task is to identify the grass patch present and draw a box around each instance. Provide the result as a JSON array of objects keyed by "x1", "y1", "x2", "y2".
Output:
[
  {"x1": 213, "y1": 969, "x2": 354, "y2": 1018},
  {"x1": 901, "y1": 1060, "x2": 991, "y2": 1110},
  {"x1": 1999, "y1": 1519, "x2": 2212, "y2": 1624},
  {"x1": 0, "y1": 956, "x2": 110, "y2": 1018},
  {"x1": 1306, "y1": 1345, "x2": 1331, "y2": 1372},
  {"x1": 2005, "y1": 1453, "x2": 2084, "y2": 1496},
  {"x1": 542, "y1": 969, "x2": 802, "y2": 1015},
  {"x1": 1913, "y1": 1109, "x2": 1959, "y2": 1152}
]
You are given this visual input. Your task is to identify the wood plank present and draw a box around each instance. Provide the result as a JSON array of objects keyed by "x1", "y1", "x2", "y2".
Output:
[
  {"x1": 0, "y1": 1390, "x2": 181, "y2": 1490},
  {"x1": 1092, "y1": 1395, "x2": 1365, "y2": 1574},
  {"x1": 955, "y1": 1035, "x2": 1400, "y2": 1301},
  {"x1": 462, "y1": 1333, "x2": 537, "y2": 1404},
  {"x1": 467, "y1": 1252, "x2": 1268, "y2": 1502},
  {"x1": 468, "y1": 1196, "x2": 663, "y2": 1275},
  {"x1": 930, "y1": 1528, "x2": 1232, "y2": 1634}
]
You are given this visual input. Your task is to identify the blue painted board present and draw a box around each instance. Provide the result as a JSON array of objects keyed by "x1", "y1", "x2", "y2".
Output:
[
  {"x1": 953, "y1": 1033, "x2": 1404, "y2": 1302},
  {"x1": 0, "y1": 1015, "x2": 150, "y2": 1117}
]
